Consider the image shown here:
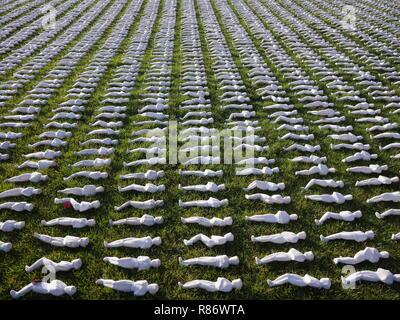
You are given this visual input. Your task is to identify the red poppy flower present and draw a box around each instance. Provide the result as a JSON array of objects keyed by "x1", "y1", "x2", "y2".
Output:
[
  {"x1": 32, "y1": 280, "x2": 40, "y2": 284},
  {"x1": 63, "y1": 202, "x2": 72, "y2": 209}
]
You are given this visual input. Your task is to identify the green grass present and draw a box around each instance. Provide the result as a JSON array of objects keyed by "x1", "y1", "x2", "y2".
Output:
[{"x1": 0, "y1": 0, "x2": 400, "y2": 300}]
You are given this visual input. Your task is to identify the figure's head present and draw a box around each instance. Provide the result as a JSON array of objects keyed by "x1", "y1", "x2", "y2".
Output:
[
  {"x1": 320, "y1": 278, "x2": 331, "y2": 289},
  {"x1": 224, "y1": 217, "x2": 233, "y2": 225},
  {"x1": 80, "y1": 238, "x2": 90, "y2": 247},
  {"x1": 148, "y1": 284, "x2": 159, "y2": 295},
  {"x1": 229, "y1": 256, "x2": 240, "y2": 265},
  {"x1": 155, "y1": 216, "x2": 164, "y2": 224},
  {"x1": 153, "y1": 237, "x2": 162, "y2": 246},
  {"x1": 64, "y1": 286, "x2": 77, "y2": 296},
  {"x1": 87, "y1": 219, "x2": 96, "y2": 227},
  {"x1": 151, "y1": 259, "x2": 161, "y2": 268},
  {"x1": 225, "y1": 233, "x2": 234, "y2": 241},
  {"x1": 298, "y1": 231, "x2": 307, "y2": 239},
  {"x1": 354, "y1": 210, "x2": 362, "y2": 218},
  {"x1": 232, "y1": 279, "x2": 243, "y2": 290},
  {"x1": 304, "y1": 251, "x2": 314, "y2": 261},
  {"x1": 72, "y1": 259, "x2": 82, "y2": 269},
  {"x1": 289, "y1": 214, "x2": 298, "y2": 221},
  {"x1": 366, "y1": 230, "x2": 375, "y2": 239},
  {"x1": 380, "y1": 251, "x2": 390, "y2": 259}
]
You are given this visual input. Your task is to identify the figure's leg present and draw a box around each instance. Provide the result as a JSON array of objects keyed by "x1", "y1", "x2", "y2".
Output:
[
  {"x1": 10, "y1": 283, "x2": 34, "y2": 299},
  {"x1": 104, "y1": 239, "x2": 123, "y2": 248},
  {"x1": 96, "y1": 279, "x2": 115, "y2": 288},
  {"x1": 35, "y1": 233, "x2": 53, "y2": 244},
  {"x1": 25, "y1": 257, "x2": 45, "y2": 272}
]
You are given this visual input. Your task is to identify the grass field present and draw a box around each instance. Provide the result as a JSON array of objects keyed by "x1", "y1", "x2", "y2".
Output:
[{"x1": 0, "y1": 0, "x2": 400, "y2": 300}]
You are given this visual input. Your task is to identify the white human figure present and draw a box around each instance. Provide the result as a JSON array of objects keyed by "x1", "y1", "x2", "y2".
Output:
[
  {"x1": 0, "y1": 202, "x2": 33, "y2": 211},
  {"x1": 41, "y1": 218, "x2": 96, "y2": 228},
  {"x1": 295, "y1": 164, "x2": 336, "y2": 176},
  {"x1": 391, "y1": 233, "x2": 400, "y2": 240},
  {"x1": 120, "y1": 170, "x2": 165, "y2": 180},
  {"x1": 103, "y1": 256, "x2": 161, "y2": 270},
  {"x1": 178, "y1": 182, "x2": 225, "y2": 192},
  {"x1": 109, "y1": 214, "x2": 163, "y2": 226},
  {"x1": 315, "y1": 211, "x2": 362, "y2": 225},
  {"x1": 251, "y1": 231, "x2": 306, "y2": 244},
  {"x1": 179, "y1": 169, "x2": 223, "y2": 177},
  {"x1": 10, "y1": 280, "x2": 77, "y2": 299},
  {"x1": 256, "y1": 248, "x2": 314, "y2": 264},
  {"x1": 39, "y1": 130, "x2": 71, "y2": 139},
  {"x1": 356, "y1": 176, "x2": 399, "y2": 187},
  {"x1": 96, "y1": 279, "x2": 159, "y2": 296},
  {"x1": 289, "y1": 155, "x2": 326, "y2": 164},
  {"x1": 58, "y1": 185, "x2": 104, "y2": 197},
  {"x1": 118, "y1": 183, "x2": 165, "y2": 193},
  {"x1": 16, "y1": 160, "x2": 56, "y2": 170},
  {"x1": 342, "y1": 268, "x2": 400, "y2": 286},
  {"x1": 246, "y1": 211, "x2": 297, "y2": 224},
  {"x1": 0, "y1": 241, "x2": 12, "y2": 252},
  {"x1": 320, "y1": 230, "x2": 374, "y2": 243},
  {"x1": 328, "y1": 133, "x2": 362, "y2": 142},
  {"x1": 236, "y1": 157, "x2": 274, "y2": 166},
  {"x1": 4, "y1": 172, "x2": 48, "y2": 183},
  {"x1": 179, "y1": 255, "x2": 239, "y2": 269},
  {"x1": 267, "y1": 274, "x2": 331, "y2": 289},
  {"x1": 114, "y1": 199, "x2": 164, "y2": 211},
  {"x1": 23, "y1": 150, "x2": 61, "y2": 159},
  {"x1": 302, "y1": 179, "x2": 344, "y2": 190},
  {"x1": 179, "y1": 198, "x2": 228, "y2": 208},
  {"x1": 63, "y1": 171, "x2": 108, "y2": 181},
  {"x1": 54, "y1": 198, "x2": 100, "y2": 212},
  {"x1": 0, "y1": 220, "x2": 25, "y2": 232},
  {"x1": 375, "y1": 209, "x2": 400, "y2": 219},
  {"x1": 245, "y1": 194, "x2": 291, "y2": 204},
  {"x1": 367, "y1": 192, "x2": 400, "y2": 203},
  {"x1": 0, "y1": 187, "x2": 42, "y2": 199},
  {"x1": 283, "y1": 143, "x2": 320, "y2": 152},
  {"x1": 184, "y1": 233, "x2": 234, "y2": 248},
  {"x1": 236, "y1": 167, "x2": 279, "y2": 176},
  {"x1": 331, "y1": 143, "x2": 370, "y2": 150},
  {"x1": 34, "y1": 233, "x2": 89, "y2": 247},
  {"x1": 178, "y1": 277, "x2": 242, "y2": 292},
  {"x1": 333, "y1": 247, "x2": 389, "y2": 265},
  {"x1": 79, "y1": 138, "x2": 118, "y2": 146},
  {"x1": 69, "y1": 158, "x2": 111, "y2": 167},
  {"x1": 123, "y1": 157, "x2": 166, "y2": 166},
  {"x1": 25, "y1": 257, "x2": 82, "y2": 272},
  {"x1": 347, "y1": 164, "x2": 388, "y2": 174},
  {"x1": 104, "y1": 236, "x2": 161, "y2": 249},
  {"x1": 342, "y1": 151, "x2": 378, "y2": 163},
  {"x1": 75, "y1": 147, "x2": 115, "y2": 156},
  {"x1": 181, "y1": 216, "x2": 233, "y2": 227},
  {"x1": 305, "y1": 192, "x2": 352, "y2": 204},
  {"x1": 243, "y1": 181, "x2": 285, "y2": 192},
  {"x1": 319, "y1": 124, "x2": 353, "y2": 132}
]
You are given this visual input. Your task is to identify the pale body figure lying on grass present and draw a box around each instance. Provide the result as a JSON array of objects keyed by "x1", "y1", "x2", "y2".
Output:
[
  {"x1": 58, "y1": 185, "x2": 104, "y2": 197},
  {"x1": 356, "y1": 176, "x2": 398, "y2": 187},
  {"x1": 0, "y1": 202, "x2": 33, "y2": 211},
  {"x1": 0, "y1": 187, "x2": 41, "y2": 198},
  {"x1": 120, "y1": 170, "x2": 164, "y2": 180},
  {"x1": 305, "y1": 192, "x2": 352, "y2": 204},
  {"x1": 181, "y1": 216, "x2": 233, "y2": 227},
  {"x1": 320, "y1": 230, "x2": 374, "y2": 243},
  {"x1": 342, "y1": 268, "x2": 400, "y2": 286},
  {"x1": 236, "y1": 167, "x2": 279, "y2": 176},
  {"x1": 54, "y1": 198, "x2": 100, "y2": 212},
  {"x1": 104, "y1": 236, "x2": 161, "y2": 249},
  {"x1": 367, "y1": 192, "x2": 400, "y2": 203},
  {"x1": 256, "y1": 248, "x2": 314, "y2": 264},
  {"x1": 251, "y1": 231, "x2": 306, "y2": 244},
  {"x1": 34, "y1": 233, "x2": 89, "y2": 247},
  {"x1": 178, "y1": 277, "x2": 242, "y2": 292},
  {"x1": 103, "y1": 256, "x2": 161, "y2": 270},
  {"x1": 246, "y1": 211, "x2": 297, "y2": 224},
  {"x1": 245, "y1": 193, "x2": 291, "y2": 204},
  {"x1": 63, "y1": 171, "x2": 108, "y2": 181},
  {"x1": 25, "y1": 257, "x2": 82, "y2": 272},
  {"x1": 118, "y1": 183, "x2": 165, "y2": 193},
  {"x1": 10, "y1": 280, "x2": 76, "y2": 299},
  {"x1": 295, "y1": 164, "x2": 336, "y2": 176},
  {"x1": 0, "y1": 220, "x2": 25, "y2": 232},
  {"x1": 302, "y1": 179, "x2": 344, "y2": 190},
  {"x1": 243, "y1": 181, "x2": 285, "y2": 192},
  {"x1": 109, "y1": 214, "x2": 163, "y2": 226},
  {"x1": 179, "y1": 255, "x2": 239, "y2": 268},
  {"x1": 184, "y1": 233, "x2": 234, "y2": 248},
  {"x1": 114, "y1": 199, "x2": 164, "y2": 211},
  {"x1": 179, "y1": 197, "x2": 228, "y2": 208},
  {"x1": 179, "y1": 169, "x2": 223, "y2": 177},
  {"x1": 4, "y1": 172, "x2": 48, "y2": 183},
  {"x1": 178, "y1": 182, "x2": 225, "y2": 192},
  {"x1": 267, "y1": 274, "x2": 331, "y2": 289},
  {"x1": 315, "y1": 210, "x2": 362, "y2": 225},
  {"x1": 375, "y1": 209, "x2": 400, "y2": 219},
  {"x1": 96, "y1": 279, "x2": 159, "y2": 296},
  {"x1": 333, "y1": 247, "x2": 389, "y2": 265},
  {"x1": 346, "y1": 164, "x2": 388, "y2": 174},
  {"x1": 41, "y1": 218, "x2": 95, "y2": 228}
]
